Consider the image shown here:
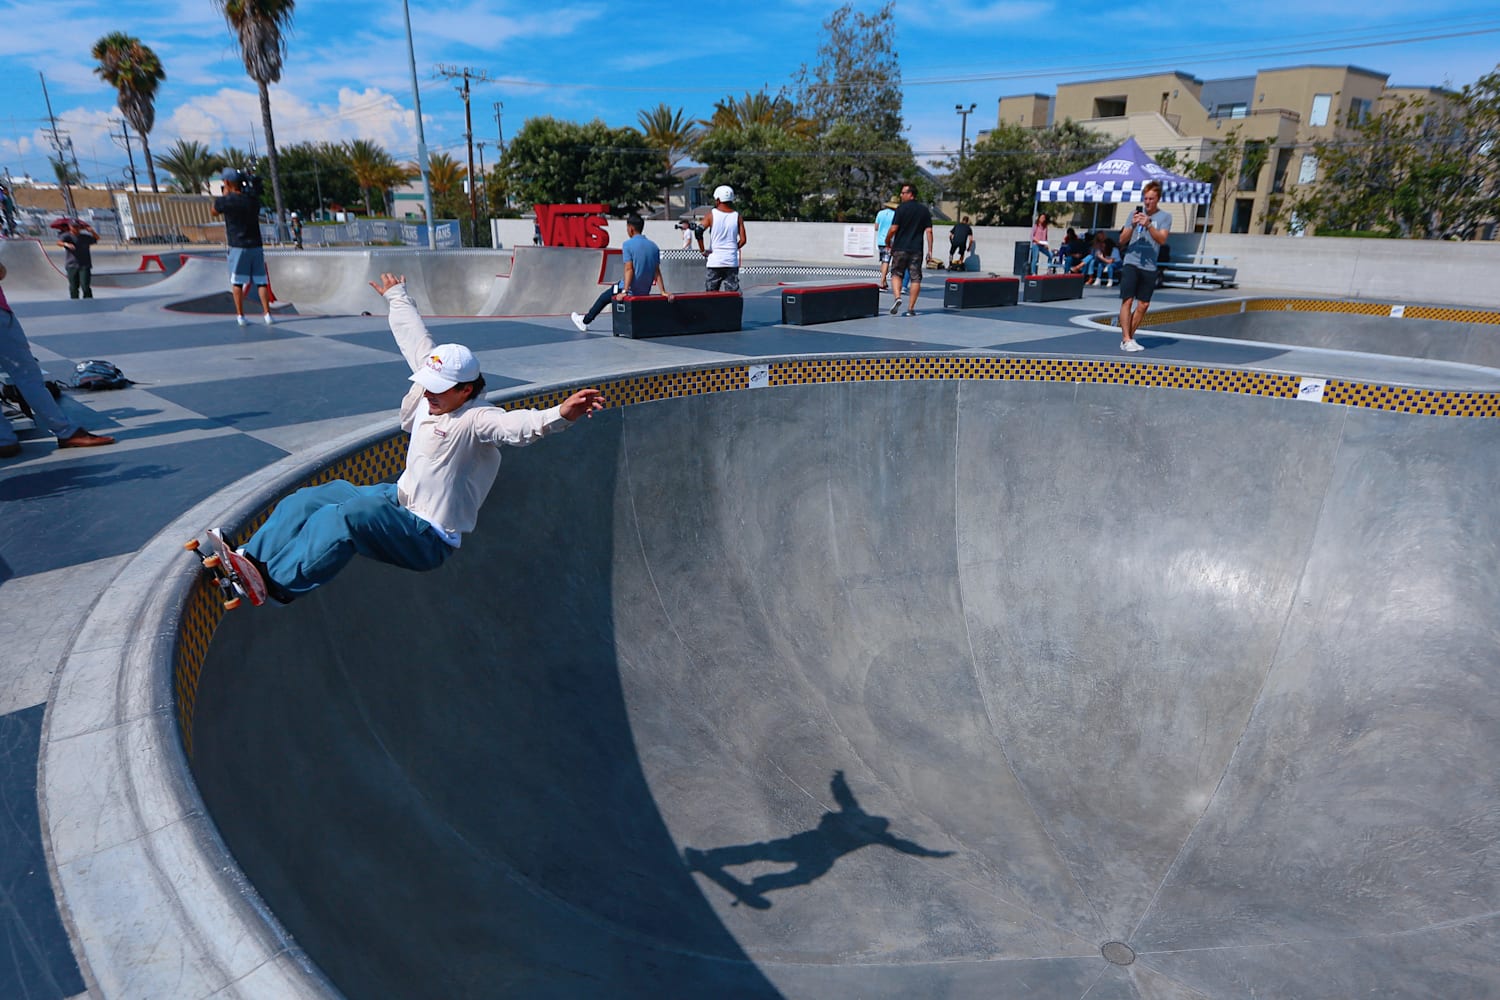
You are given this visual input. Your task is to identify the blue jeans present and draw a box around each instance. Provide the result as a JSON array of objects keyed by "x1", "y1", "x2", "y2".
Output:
[
  {"x1": 244, "y1": 480, "x2": 451, "y2": 595},
  {"x1": 0, "y1": 308, "x2": 81, "y2": 447},
  {"x1": 1029, "y1": 243, "x2": 1054, "y2": 274},
  {"x1": 582, "y1": 284, "x2": 619, "y2": 324}
]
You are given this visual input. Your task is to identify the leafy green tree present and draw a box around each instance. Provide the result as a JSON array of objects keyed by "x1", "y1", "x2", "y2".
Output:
[
  {"x1": 794, "y1": 2, "x2": 902, "y2": 135},
  {"x1": 638, "y1": 103, "x2": 700, "y2": 215},
  {"x1": 274, "y1": 141, "x2": 359, "y2": 217},
  {"x1": 1286, "y1": 69, "x2": 1500, "y2": 238},
  {"x1": 92, "y1": 32, "x2": 166, "y2": 193},
  {"x1": 947, "y1": 120, "x2": 1110, "y2": 225},
  {"x1": 790, "y1": 2, "x2": 915, "y2": 221},
  {"x1": 500, "y1": 117, "x2": 657, "y2": 213},
  {"x1": 696, "y1": 121, "x2": 814, "y2": 221},
  {"x1": 215, "y1": 0, "x2": 295, "y2": 236},
  {"x1": 156, "y1": 139, "x2": 222, "y2": 193}
]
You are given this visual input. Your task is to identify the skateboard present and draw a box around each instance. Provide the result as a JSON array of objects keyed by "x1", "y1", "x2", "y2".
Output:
[{"x1": 185, "y1": 527, "x2": 268, "y2": 609}]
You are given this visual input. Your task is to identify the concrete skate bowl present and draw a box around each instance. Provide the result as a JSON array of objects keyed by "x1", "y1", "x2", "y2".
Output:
[
  {"x1": 179, "y1": 357, "x2": 1500, "y2": 999},
  {"x1": 1133, "y1": 298, "x2": 1500, "y2": 369}
]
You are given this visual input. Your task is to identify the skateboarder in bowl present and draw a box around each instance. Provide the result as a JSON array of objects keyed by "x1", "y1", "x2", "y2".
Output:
[{"x1": 233, "y1": 272, "x2": 603, "y2": 602}]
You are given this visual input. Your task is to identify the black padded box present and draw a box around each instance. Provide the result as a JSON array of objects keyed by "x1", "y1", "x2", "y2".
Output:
[
  {"x1": 780, "y1": 283, "x2": 880, "y2": 326},
  {"x1": 1022, "y1": 274, "x2": 1086, "y2": 302},
  {"x1": 943, "y1": 276, "x2": 1020, "y2": 309},
  {"x1": 612, "y1": 292, "x2": 743, "y2": 338}
]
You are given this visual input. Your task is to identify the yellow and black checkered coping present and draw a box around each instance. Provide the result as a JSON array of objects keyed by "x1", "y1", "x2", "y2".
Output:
[
  {"x1": 170, "y1": 352, "x2": 1500, "y2": 751},
  {"x1": 1139, "y1": 297, "x2": 1500, "y2": 328}
]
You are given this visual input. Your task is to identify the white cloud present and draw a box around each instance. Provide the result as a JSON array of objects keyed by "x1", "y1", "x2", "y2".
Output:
[{"x1": 157, "y1": 85, "x2": 421, "y2": 157}]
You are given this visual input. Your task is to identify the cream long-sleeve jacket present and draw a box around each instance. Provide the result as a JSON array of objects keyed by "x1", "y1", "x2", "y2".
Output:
[{"x1": 385, "y1": 282, "x2": 570, "y2": 544}]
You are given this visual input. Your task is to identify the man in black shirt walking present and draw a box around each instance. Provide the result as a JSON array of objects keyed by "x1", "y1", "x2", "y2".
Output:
[
  {"x1": 885, "y1": 181, "x2": 933, "y2": 316},
  {"x1": 211, "y1": 168, "x2": 273, "y2": 326}
]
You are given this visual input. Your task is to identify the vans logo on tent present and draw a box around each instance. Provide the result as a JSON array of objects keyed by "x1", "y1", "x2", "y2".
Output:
[{"x1": 1096, "y1": 159, "x2": 1133, "y2": 175}]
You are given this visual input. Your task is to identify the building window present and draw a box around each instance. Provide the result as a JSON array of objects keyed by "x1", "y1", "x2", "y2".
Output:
[
  {"x1": 1093, "y1": 97, "x2": 1126, "y2": 118},
  {"x1": 1310, "y1": 94, "x2": 1331, "y2": 127},
  {"x1": 1215, "y1": 102, "x2": 1248, "y2": 119},
  {"x1": 1231, "y1": 199, "x2": 1255, "y2": 234},
  {"x1": 1298, "y1": 154, "x2": 1318, "y2": 185},
  {"x1": 1348, "y1": 97, "x2": 1373, "y2": 125}
]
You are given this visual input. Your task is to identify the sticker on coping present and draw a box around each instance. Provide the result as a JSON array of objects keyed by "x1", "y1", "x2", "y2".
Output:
[
  {"x1": 1297, "y1": 377, "x2": 1326, "y2": 402},
  {"x1": 1390, "y1": 305, "x2": 1405, "y2": 318},
  {"x1": 748, "y1": 365, "x2": 770, "y2": 389}
]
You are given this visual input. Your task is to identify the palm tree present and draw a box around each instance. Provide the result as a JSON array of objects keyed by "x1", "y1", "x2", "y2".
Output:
[
  {"x1": 215, "y1": 0, "x2": 295, "y2": 237},
  {"x1": 702, "y1": 91, "x2": 815, "y2": 138},
  {"x1": 421, "y1": 152, "x2": 468, "y2": 220},
  {"x1": 345, "y1": 139, "x2": 412, "y2": 216},
  {"x1": 92, "y1": 32, "x2": 166, "y2": 193},
  {"x1": 156, "y1": 139, "x2": 223, "y2": 193},
  {"x1": 638, "y1": 103, "x2": 700, "y2": 217}
]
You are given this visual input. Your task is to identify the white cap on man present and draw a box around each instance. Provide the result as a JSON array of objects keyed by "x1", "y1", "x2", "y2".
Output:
[
  {"x1": 410, "y1": 344, "x2": 480, "y2": 393},
  {"x1": 713, "y1": 184, "x2": 735, "y2": 203}
]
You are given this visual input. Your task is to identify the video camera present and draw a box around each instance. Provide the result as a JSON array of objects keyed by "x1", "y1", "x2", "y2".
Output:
[
  {"x1": 240, "y1": 172, "x2": 262, "y2": 199},
  {"x1": 677, "y1": 218, "x2": 705, "y2": 238}
]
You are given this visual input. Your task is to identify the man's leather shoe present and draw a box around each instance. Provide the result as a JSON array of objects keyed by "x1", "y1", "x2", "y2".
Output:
[
  {"x1": 57, "y1": 430, "x2": 116, "y2": 448},
  {"x1": 0, "y1": 443, "x2": 21, "y2": 458}
]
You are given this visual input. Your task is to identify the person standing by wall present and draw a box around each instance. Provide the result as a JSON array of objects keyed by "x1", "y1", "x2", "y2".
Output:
[
  {"x1": 572, "y1": 213, "x2": 666, "y2": 332},
  {"x1": 874, "y1": 196, "x2": 897, "y2": 290},
  {"x1": 885, "y1": 181, "x2": 933, "y2": 317},
  {"x1": 696, "y1": 184, "x2": 747, "y2": 292},
  {"x1": 211, "y1": 168, "x2": 273, "y2": 326},
  {"x1": 0, "y1": 263, "x2": 116, "y2": 457},
  {"x1": 58, "y1": 219, "x2": 98, "y2": 299},
  {"x1": 1116, "y1": 180, "x2": 1171, "y2": 352}
]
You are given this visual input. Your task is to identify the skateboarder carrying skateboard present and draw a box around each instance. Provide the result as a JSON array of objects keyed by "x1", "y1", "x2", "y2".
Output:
[{"x1": 229, "y1": 272, "x2": 604, "y2": 603}]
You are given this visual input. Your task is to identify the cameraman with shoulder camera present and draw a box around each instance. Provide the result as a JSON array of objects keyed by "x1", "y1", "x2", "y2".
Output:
[{"x1": 211, "y1": 167, "x2": 274, "y2": 326}]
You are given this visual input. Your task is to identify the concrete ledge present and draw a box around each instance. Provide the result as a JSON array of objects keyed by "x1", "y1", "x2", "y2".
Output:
[
  {"x1": 612, "y1": 291, "x2": 743, "y2": 338},
  {"x1": 1023, "y1": 273, "x2": 1086, "y2": 302},
  {"x1": 943, "y1": 276, "x2": 1020, "y2": 309},
  {"x1": 780, "y1": 283, "x2": 880, "y2": 325}
]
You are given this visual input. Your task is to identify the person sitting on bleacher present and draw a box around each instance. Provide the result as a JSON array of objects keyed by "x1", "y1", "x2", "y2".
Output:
[
  {"x1": 1059, "y1": 228, "x2": 1088, "y2": 276},
  {"x1": 1082, "y1": 233, "x2": 1119, "y2": 287}
]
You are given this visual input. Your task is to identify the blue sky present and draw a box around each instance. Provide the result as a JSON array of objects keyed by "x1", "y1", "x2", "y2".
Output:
[{"x1": 2, "y1": 0, "x2": 1498, "y2": 187}]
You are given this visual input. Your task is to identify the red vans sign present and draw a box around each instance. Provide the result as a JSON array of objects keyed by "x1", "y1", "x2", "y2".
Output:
[{"x1": 535, "y1": 204, "x2": 610, "y2": 248}]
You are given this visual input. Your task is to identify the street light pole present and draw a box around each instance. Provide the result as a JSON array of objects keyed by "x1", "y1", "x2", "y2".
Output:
[
  {"x1": 402, "y1": 0, "x2": 437, "y2": 248},
  {"x1": 955, "y1": 102, "x2": 976, "y2": 164},
  {"x1": 955, "y1": 102, "x2": 976, "y2": 215}
]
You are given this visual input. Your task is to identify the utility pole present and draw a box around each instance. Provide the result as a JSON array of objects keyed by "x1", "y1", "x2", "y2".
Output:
[
  {"x1": 436, "y1": 64, "x2": 492, "y2": 246},
  {"x1": 39, "y1": 71, "x2": 78, "y2": 218},
  {"x1": 109, "y1": 118, "x2": 140, "y2": 195},
  {"x1": 493, "y1": 101, "x2": 506, "y2": 212}
]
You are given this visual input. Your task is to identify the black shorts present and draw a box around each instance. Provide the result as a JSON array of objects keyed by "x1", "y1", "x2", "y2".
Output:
[{"x1": 1119, "y1": 264, "x2": 1157, "y2": 303}]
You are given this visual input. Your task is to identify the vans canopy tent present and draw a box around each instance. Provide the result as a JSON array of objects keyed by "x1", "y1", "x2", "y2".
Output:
[{"x1": 1034, "y1": 137, "x2": 1213, "y2": 251}]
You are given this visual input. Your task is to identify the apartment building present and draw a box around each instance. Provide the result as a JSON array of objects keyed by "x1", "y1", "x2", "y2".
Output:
[{"x1": 999, "y1": 65, "x2": 1413, "y2": 236}]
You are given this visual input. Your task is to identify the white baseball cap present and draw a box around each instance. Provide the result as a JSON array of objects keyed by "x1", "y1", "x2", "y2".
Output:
[
  {"x1": 713, "y1": 184, "x2": 735, "y2": 203},
  {"x1": 410, "y1": 344, "x2": 479, "y2": 392}
]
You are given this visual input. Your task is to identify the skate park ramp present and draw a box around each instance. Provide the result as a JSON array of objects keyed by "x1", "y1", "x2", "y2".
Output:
[
  {"x1": 1143, "y1": 300, "x2": 1500, "y2": 370},
  {"x1": 189, "y1": 375, "x2": 1500, "y2": 999},
  {"x1": 0, "y1": 237, "x2": 66, "y2": 297}
]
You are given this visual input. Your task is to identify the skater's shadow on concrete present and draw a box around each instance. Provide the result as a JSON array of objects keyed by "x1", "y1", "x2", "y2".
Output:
[{"x1": 682, "y1": 770, "x2": 953, "y2": 910}]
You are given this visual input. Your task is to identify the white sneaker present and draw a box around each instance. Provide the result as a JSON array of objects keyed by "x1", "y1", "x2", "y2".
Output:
[
  {"x1": 570, "y1": 311, "x2": 588, "y2": 332},
  {"x1": 263, "y1": 312, "x2": 274, "y2": 325},
  {"x1": 236, "y1": 315, "x2": 248, "y2": 326},
  {"x1": 889, "y1": 297, "x2": 902, "y2": 316},
  {"x1": 1121, "y1": 339, "x2": 1145, "y2": 352}
]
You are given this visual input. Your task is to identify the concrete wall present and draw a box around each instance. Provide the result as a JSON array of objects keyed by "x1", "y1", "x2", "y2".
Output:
[{"x1": 492, "y1": 219, "x2": 1500, "y2": 308}]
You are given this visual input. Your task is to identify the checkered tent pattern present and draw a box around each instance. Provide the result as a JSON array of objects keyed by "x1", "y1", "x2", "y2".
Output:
[{"x1": 1034, "y1": 136, "x2": 1214, "y2": 205}]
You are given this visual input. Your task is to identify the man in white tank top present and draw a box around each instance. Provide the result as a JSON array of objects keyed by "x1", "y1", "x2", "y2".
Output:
[{"x1": 697, "y1": 184, "x2": 748, "y2": 292}]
